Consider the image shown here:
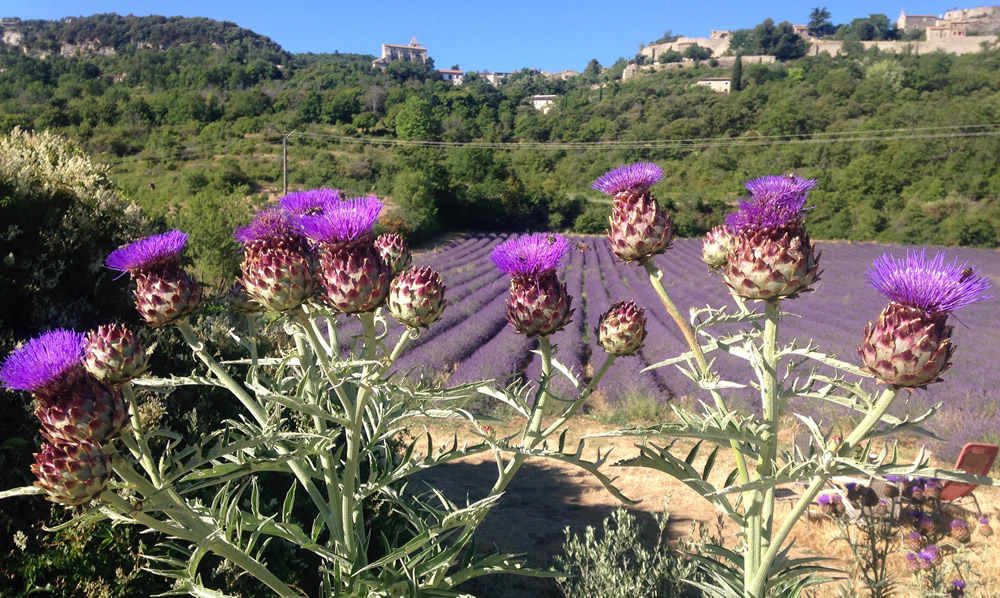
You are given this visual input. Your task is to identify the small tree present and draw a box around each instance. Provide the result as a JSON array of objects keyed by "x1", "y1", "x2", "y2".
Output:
[
  {"x1": 732, "y1": 54, "x2": 744, "y2": 91},
  {"x1": 683, "y1": 43, "x2": 712, "y2": 62}
]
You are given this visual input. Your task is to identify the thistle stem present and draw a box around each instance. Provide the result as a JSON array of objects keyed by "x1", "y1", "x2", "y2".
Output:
[
  {"x1": 122, "y1": 382, "x2": 162, "y2": 488},
  {"x1": 174, "y1": 318, "x2": 341, "y2": 543},
  {"x1": 247, "y1": 314, "x2": 259, "y2": 366},
  {"x1": 746, "y1": 387, "x2": 900, "y2": 597},
  {"x1": 340, "y1": 311, "x2": 379, "y2": 562},
  {"x1": 643, "y1": 262, "x2": 751, "y2": 487},
  {"x1": 749, "y1": 299, "x2": 781, "y2": 587}
]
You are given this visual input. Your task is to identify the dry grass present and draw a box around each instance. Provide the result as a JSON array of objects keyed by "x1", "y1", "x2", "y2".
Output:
[{"x1": 407, "y1": 412, "x2": 1000, "y2": 598}]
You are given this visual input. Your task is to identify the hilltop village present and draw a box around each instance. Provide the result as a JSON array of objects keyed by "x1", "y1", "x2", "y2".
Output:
[{"x1": 364, "y1": 5, "x2": 1000, "y2": 94}]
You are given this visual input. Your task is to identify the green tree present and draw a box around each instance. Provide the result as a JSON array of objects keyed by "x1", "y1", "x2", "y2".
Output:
[
  {"x1": 771, "y1": 21, "x2": 808, "y2": 59},
  {"x1": 393, "y1": 94, "x2": 441, "y2": 140},
  {"x1": 683, "y1": 44, "x2": 712, "y2": 62},
  {"x1": 731, "y1": 54, "x2": 744, "y2": 91},
  {"x1": 808, "y1": 7, "x2": 835, "y2": 38}
]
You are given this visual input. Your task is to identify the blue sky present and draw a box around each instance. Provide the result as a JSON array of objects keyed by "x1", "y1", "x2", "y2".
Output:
[{"x1": 4, "y1": 1, "x2": 954, "y2": 72}]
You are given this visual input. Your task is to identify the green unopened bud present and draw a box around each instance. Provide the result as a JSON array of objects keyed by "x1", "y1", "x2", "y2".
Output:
[
  {"x1": 31, "y1": 438, "x2": 111, "y2": 506},
  {"x1": 388, "y1": 266, "x2": 446, "y2": 328},
  {"x1": 597, "y1": 301, "x2": 647, "y2": 356}
]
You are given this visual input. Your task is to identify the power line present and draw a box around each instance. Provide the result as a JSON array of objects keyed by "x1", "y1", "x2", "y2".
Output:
[{"x1": 102, "y1": 121, "x2": 1000, "y2": 168}]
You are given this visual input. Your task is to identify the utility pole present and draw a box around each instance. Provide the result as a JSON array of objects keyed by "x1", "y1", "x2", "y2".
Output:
[{"x1": 270, "y1": 125, "x2": 297, "y2": 195}]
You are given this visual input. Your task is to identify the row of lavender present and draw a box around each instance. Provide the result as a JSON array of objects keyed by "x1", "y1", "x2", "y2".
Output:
[{"x1": 332, "y1": 233, "x2": 998, "y2": 459}]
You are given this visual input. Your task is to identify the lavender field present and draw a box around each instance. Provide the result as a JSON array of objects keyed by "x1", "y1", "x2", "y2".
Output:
[{"x1": 345, "y1": 234, "x2": 1000, "y2": 460}]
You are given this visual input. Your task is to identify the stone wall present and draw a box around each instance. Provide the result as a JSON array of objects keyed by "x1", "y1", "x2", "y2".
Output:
[
  {"x1": 640, "y1": 35, "x2": 731, "y2": 61},
  {"x1": 807, "y1": 35, "x2": 997, "y2": 56},
  {"x1": 622, "y1": 54, "x2": 774, "y2": 81},
  {"x1": 944, "y1": 5, "x2": 1000, "y2": 33}
]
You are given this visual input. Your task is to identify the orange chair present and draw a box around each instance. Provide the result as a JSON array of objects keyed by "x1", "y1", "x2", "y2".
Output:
[{"x1": 939, "y1": 443, "x2": 998, "y2": 515}]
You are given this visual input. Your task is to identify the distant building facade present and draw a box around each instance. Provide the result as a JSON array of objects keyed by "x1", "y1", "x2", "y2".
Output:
[
  {"x1": 898, "y1": 9, "x2": 940, "y2": 33},
  {"x1": 372, "y1": 36, "x2": 427, "y2": 69},
  {"x1": 694, "y1": 77, "x2": 731, "y2": 93},
  {"x1": 528, "y1": 94, "x2": 558, "y2": 113},
  {"x1": 927, "y1": 20, "x2": 969, "y2": 38},
  {"x1": 439, "y1": 69, "x2": 464, "y2": 84}
]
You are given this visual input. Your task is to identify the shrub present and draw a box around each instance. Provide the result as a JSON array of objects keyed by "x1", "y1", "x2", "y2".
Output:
[{"x1": 555, "y1": 505, "x2": 704, "y2": 598}]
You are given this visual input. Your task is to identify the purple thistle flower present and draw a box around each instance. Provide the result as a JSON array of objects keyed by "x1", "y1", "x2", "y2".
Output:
[
  {"x1": 725, "y1": 175, "x2": 816, "y2": 233},
  {"x1": 817, "y1": 494, "x2": 831, "y2": 506},
  {"x1": 490, "y1": 233, "x2": 570, "y2": 277},
  {"x1": 867, "y1": 249, "x2": 991, "y2": 314},
  {"x1": 105, "y1": 230, "x2": 188, "y2": 275},
  {"x1": 234, "y1": 207, "x2": 295, "y2": 244},
  {"x1": 918, "y1": 545, "x2": 939, "y2": 563},
  {"x1": 296, "y1": 196, "x2": 382, "y2": 245},
  {"x1": 591, "y1": 162, "x2": 664, "y2": 195},
  {"x1": 744, "y1": 175, "x2": 817, "y2": 205},
  {"x1": 953, "y1": 580, "x2": 967, "y2": 590},
  {"x1": 980, "y1": 516, "x2": 990, "y2": 525},
  {"x1": 0, "y1": 329, "x2": 84, "y2": 393},
  {"x1": 951, "y1": 519, "x2": 969, "y2": 529},
  {"x1": 280, "y1": 188, "x2": 341, "y2": 215}
]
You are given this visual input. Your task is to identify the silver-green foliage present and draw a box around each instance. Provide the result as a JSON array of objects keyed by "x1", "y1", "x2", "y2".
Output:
[{"x1": 555, "y1": 505, "x2": 702, "y2": 598}]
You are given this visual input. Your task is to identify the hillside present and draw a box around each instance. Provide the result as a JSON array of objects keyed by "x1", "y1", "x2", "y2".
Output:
[
  {"x1": 0, "y1": 13, "x2": 287, "y2": 60},
  {"x1": 1, "y1": 13, "x2": 999, "y2": 282}
]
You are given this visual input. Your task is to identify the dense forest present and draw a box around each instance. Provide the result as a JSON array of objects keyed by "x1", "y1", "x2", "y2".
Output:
[{"x1": 2, "y1": 13, "x2": 999, "y2": 282}]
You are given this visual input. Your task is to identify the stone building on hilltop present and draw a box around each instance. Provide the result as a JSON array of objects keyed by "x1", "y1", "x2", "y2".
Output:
[
  {"x1": 372, "y1": 37, "x2": 427, "y2": 69},
  {"x1": 898, "y1": 9, "x2": 940, "y2": 33},
  {"x1": 944, "y1": 5, "x2": 1000, "y2": 33}
]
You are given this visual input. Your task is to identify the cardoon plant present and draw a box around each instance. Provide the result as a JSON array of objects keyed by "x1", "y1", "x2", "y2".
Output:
[
  {"x1": 0, "y1": 197, "x2": 637, "y2": 597},
  {"x1": 589, "y1": 164, "x2": 995, "y2": 598}
]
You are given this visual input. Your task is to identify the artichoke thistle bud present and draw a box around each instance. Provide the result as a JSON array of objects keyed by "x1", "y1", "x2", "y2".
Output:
[
  {"x1": 388, "y1": 267, "x2": 446, "y2": 328},
  {"x1": 105, "y1": 231, "x2": 202, "y2": 327},
  {"x1": 490, "y1": 233, "x2": 574, "y2": 337},
  {"x1": 597, "y1": 301, "x2": 648, "y2": 356},
  {"x1": 31, "y1": 438, "x2": 111, "y2": 506},
  {"x1": 721, "y1": 175, "x2": 820, "y2": 300},
  {"x1": 84, "y1": 324, "x2": 148, "y2": 383},
  {"x1": 951, "y1": 580, "x2": 967, "y2": 598},
  {"x1": 36, "y1": 374, "x2": 126, "y2": 444},
  {"x1": 320, "y1": 245, "x2": 390, "y2": 314},
  {"x1": 702, "y1": 226, "x2": 733, "y2": 270},
  {"x1": 375, "y1": 233, "x2": 412, "y2": 276},
  {"x1": 227, "y1": 280, "x2": 266, "y2": 315},
  {"x1": 296, "y1": 196, "x2": 390, "y2": 313},
  {"x1": 978, "y1": 517, "x2": 993, "y2": 537},
  {"x1": 951, "y1": 520, "x2": 971, "y2": 543},
  {"x1": 593, "y1": 163, "x2": 673, "y2": 263},
  {"x1": 506, "y1": 271, "x2": 574, "y2": 337},
  {"x1": 235, "y1": 208, "x2": 317, "y2": 312},
  {"x1": 904, "y1": 532, "x2": 925, "y2": 552},
  {"x1": 860, "y1": 250, "x2": 991, "y2": 388}
]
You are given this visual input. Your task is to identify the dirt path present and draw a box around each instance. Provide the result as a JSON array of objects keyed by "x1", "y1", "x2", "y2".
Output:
[{"x1": 407, "y1": 416, "x2": 1000, "y2": 598}]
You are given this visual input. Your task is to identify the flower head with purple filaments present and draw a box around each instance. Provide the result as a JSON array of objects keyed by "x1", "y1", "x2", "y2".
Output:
[
  {"x1": 234, "y1": 208, "x2": 295, "y2": 244},
  {"x1": 591, "y1": 162, "x2": 664, "y2": 196},
  {"x1": 725, "y1": 175, "x2": 817, "y2": 233},
  {"x1": 280, "y1": 188, "x2": 341, "y2": 216},
  {"x1": 490, "y1": 233, "x2": 570, "y2": 277},
  {"x1": 954, "y1": 580, "x2": 967, "y2": 590},
  {"x1": 106, "y1": 230, "x2": 188, "y2": 275},
  {"x1": 296, "y1": 196, "x2": 382, "y2": 245},
  {"x1": 0, "y1": 329, "x2": 84, "y2": 393},
  {"x1": 817, "y1": 494, "x2": 831, "y2": 506},
  {"x1": 867, "y1": 249, "x2": 991, "y2": 314}
]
